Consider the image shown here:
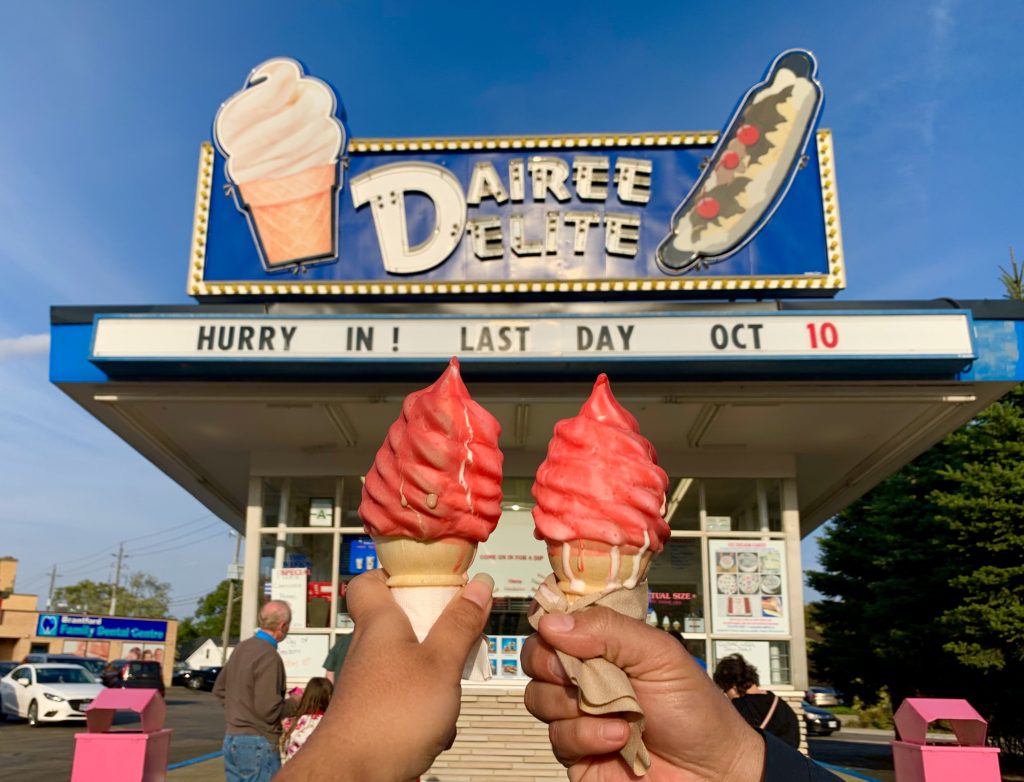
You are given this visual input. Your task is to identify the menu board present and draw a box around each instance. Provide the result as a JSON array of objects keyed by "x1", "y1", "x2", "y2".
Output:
[
  {"x1": 469, "y1": 511, "x2": 548, "y2": 598},
  {"x1": 278, "y1": 633, "x2": 330, "y2": 681},
  {"x1": 708, "y1": 539, "x2": 787, "y2": 635},
  {"x1": 485, "y1": 635, "x2": 526, "y2": 679},
  {"x1": 272, "y1": 567, "x2": 308, "y2": 629},
  {"x1": 713, "y1": 640, "x2": 777, "y2": 686}
]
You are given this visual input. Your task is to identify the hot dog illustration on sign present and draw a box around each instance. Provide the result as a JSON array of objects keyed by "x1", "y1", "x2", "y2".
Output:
[
  {"x1": 657, "y1": 49, "x2": 823, "y2": 274},
  {"x1": 214, "y1": 58, "x2": 348, "y2": 272}
]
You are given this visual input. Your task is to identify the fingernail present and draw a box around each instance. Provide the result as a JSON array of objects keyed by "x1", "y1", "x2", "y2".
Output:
[
  {"x1": 601, "y1": 721, "x2": 627, "y2": 742},
  {"x1": 462, "y1": 573, "x2": 494, "y2": 609},
  {"x1": 543, "y1": 613, "x2": 574, "y2": 633}
]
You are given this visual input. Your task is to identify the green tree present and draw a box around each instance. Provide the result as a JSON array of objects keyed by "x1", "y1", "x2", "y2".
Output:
[
  {"x1": 999, "y1": 247, "x2": 1022, "y2": 301},
  {"x1": 176, "y1": 580, "x2": 240, "y2": 650},
  {"x1": 934, "y1": 387, "x2": 1024, "y2": 752},
  {"x1": 809, "y1": 390, "x2": 1024, "y2": 752},
  {"x1": 807, "y1": 439, "x2": 966, "y2": 707},
  {"x1": 53, "y1": 571, "x2": 171, "y2": 618}
]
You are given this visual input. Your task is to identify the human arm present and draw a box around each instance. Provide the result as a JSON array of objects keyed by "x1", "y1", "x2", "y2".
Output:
[
  {"x1": 212, "y1": 666, "x2": 227, "y2": 705},
  {"x1": 274, "y1": 569, "x2": 494, "y2": 781},
  {"x1": 522, "y1": 607, "x2": 839, "y2": 782}
]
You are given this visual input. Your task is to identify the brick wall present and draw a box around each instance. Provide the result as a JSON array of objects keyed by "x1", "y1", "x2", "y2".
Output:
[
  {"x1": 425, "y1": 685, "x2": 810, "y2": 780},
  {"x1": 426, "y1": 684, "x2": 563, "y2": 781}
]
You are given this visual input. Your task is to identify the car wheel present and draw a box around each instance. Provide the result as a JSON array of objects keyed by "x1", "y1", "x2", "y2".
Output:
[
  {"x1": 188, "y1": 677, "x2": 203, "y2": 690},
  {"x1": 27, "y1": 700, "x2": 39, "y2": 727}
]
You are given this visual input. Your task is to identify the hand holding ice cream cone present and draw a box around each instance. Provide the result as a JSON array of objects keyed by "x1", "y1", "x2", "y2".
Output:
[
  {"x1": 358, "y1": 357, "x2": 503, "y2": 678},
  {"x1": 529, "y1": 373, "x2": 670, "y2": 775}
]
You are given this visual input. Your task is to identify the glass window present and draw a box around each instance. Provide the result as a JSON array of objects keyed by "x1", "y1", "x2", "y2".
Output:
[
  {"x1": 702, "y1": 479, "x2": 782, "y2": 532},
  {"x1": 262, "y1": 477, "x2": 341, "y2": 528},
  {"x1": 712, "y1": 640, "x2": 791, "y2": 687},
  {"x1": 665, "y1": 478, "x2": 700, "y2": 530},
  {"x1": 647, "y1": 539, "x2": 704, "y2": 634},
  {"x1": 37, "y1": 667, "x2": 94, "y2": 684},
  {"x1": 769, "y1": 641, "x2": 791, "y2": 685},
  {"x1": 259, "y1": 532, "x2": 336, "y2": 628},
  {"x1": 681, "y1": 638, "x2": 706, "y2": 665}
]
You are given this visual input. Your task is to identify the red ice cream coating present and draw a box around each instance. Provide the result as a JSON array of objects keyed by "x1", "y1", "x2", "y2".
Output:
[
  {"x1": 359, "y1": 357, "x2": 503, "y2": 542},
  {"x1": 531, "y1": 374, "x2": 670, "y2": 552}
]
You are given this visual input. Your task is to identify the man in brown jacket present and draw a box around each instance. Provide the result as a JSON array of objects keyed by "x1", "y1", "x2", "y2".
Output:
[{"x1": 214, "y1": 600, "x2": 293, "y2": 781}]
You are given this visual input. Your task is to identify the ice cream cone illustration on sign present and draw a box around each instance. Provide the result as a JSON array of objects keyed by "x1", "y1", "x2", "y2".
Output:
[
  {"x1": 359, "y1": 358, "x2": 503, "y2": 677},
  {"x1": 214, "y1": 58, "x2": 346, "y2": 271},
  {"x1": 657, "y1": 49, "x2": 823, "y2": 274}
]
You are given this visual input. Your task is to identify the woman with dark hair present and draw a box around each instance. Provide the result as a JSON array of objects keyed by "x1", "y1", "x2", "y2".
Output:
[
  {"x1": 280, "y1": 677, "x2": 334, "y2": 763},
  {"x1": 713, "y1": 653, "x2": 801, "y2": 749}
]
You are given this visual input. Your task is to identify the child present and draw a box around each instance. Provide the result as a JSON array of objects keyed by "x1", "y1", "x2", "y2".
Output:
[{"x1": 280, "y1": 677, "x2": 333, "y2": 763}]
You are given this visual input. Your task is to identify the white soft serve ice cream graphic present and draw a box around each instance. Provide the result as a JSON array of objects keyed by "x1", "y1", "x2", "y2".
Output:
[{"x1": 214, "y1": 58, "x2": 346, "y2": 269}]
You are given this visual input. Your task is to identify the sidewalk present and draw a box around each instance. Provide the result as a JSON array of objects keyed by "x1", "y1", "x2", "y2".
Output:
[
  {"x1": 168, "y1": 753, "x2": 223, "y2": 780},
  {"x1": 167, "y1": 754, "x2": 882, "y2": 782}
]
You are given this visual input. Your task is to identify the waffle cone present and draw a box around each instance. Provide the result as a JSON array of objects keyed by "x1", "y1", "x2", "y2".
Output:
[
  {"x1": 238, "y1": 163, "x2": 337, "y2": 265},
  {"x1": 373, "y1": 535, "x2": 478, "y2": 587},
  {"x1": 547, "y1": 540, "x2": 653, "y2": 603}
]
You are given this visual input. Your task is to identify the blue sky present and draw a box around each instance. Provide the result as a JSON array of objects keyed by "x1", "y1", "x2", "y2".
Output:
[{"x1": 2, "y1": 1, "x2": 1021, "y2": 615}]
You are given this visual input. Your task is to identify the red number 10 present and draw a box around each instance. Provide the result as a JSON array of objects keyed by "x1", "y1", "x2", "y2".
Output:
[{"x1": 806, "y1": 322, "x2": 839, "y2": 349}]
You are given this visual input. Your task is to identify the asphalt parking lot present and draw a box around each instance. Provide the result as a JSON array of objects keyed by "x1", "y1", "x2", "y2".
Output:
[{"x1": 0, "y1": 687, "x2": 224, "y2": 781}]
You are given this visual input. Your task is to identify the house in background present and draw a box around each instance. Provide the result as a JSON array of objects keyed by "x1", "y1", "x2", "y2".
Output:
[{"x1": 179, "y1": 637, "x2": 234, "y2": 669}]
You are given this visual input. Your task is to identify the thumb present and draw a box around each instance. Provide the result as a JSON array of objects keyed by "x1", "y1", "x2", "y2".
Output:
[
  {"x1": 421, "y1": 573, "x2": 494, "y2": 673},
  {"x1": 538, "y1": 606, "x2": 688, "y2": 680}
]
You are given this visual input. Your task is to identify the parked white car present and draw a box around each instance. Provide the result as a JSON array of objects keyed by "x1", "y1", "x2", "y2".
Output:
[{"x1": 0, "y1": 663, "x2": 104, "y2": 726}]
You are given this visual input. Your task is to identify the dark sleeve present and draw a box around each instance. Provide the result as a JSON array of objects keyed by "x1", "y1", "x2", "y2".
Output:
[
  {"x1": 335, "y1": 634, "x2": 352, "y2": 668},
  {"x1": 323, "y1": 642, "x2": 337, "y2": 671},
  {"x1": 768, "y1": 696, "x2": 802, "y2": 749},
  {"x1": 762, "y1": 732, "x2": 843, "y2": 781},
  {"x1": 251, "y1": 652, "x2": 286, "y2": 727},
  {"x1": 212, "y1": 665, "x2": 227, "y2": 705}
]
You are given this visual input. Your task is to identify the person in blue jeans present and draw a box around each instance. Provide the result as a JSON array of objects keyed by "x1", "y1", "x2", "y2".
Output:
[
  {"x1": 274, "y1": 571, "x2": 840, "y2": 781},
  {"x1": 214, "y1": 600, "x2": 294, "y2": 782}
]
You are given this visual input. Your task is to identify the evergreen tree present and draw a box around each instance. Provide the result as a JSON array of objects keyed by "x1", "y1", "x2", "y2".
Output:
[
  {"x1": 807, "y1": 441, "x2": 965, "y2": 707},
  {"x1": 935, "y1": 387, "x2": 1024, "y2": 752}
]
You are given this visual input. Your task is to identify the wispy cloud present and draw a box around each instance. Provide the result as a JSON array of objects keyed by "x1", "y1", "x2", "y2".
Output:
[
  {"x1": 0, "y1": 333, "x2": 49, "y2": 359},
  {"x1": 921, "y1": 0, "x2": 961, "y2": 147}
]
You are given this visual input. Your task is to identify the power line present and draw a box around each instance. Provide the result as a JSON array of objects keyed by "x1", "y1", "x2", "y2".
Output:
[
  {"x1": 34, "y1": 513, "x2": 219, "y2": 572},
  {"x1": 128, "y1": 520, "x2": 223, "y2": 554},
  {"x1": 168, "y1": 584, "x2": 222, "y2": 603},
  {"x1": 129, "y1": 530, "x2": 229, "y2": 559},
  {"x1": 51, "y1": 544, "x2": 119, "y2": 568},
  {"x1": 120, "y1": 513, "x2": 216, "y2": 545}
]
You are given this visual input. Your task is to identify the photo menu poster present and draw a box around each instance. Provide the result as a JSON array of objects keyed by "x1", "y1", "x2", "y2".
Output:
[
  {"x1": 708, "y1": 539, "x2": 788, "y2": 634},
  {"x1": 485, "y1": 635, "x2": 526, "y2": 679}
]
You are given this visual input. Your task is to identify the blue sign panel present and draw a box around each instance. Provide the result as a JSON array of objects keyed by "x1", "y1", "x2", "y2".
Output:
[
  {"x1": 348, "y1": 537, "x2": 377, "y2": 574},
  {"x1": 36, "y1": 614, "x2": 168, "y2": 642},
  {"x1": 190, "y1": 51, "x2": 842, "y2": 300}
]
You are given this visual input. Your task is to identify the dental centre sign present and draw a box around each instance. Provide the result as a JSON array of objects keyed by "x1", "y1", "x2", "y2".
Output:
[
  {"x1": 191, "y1": 51, "x2": 843, "y2": 299},
  {"x1": 36, "y1": 614, "x2": 168, "y2": 642}
]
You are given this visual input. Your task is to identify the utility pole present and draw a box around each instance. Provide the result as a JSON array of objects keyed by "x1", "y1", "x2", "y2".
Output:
[
  {"x1": 222, "y1": 532, "x2": 242, "y2": 664},
  {"x1": 46, "y1": 564, "x2": 58, "y2": 611},
  {"x1": 109, "y1": 543, "x2": 125, "y2": 616}
]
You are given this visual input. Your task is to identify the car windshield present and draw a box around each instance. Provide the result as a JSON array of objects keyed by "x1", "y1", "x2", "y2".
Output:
[{"x1": 36, "y1": 667, "x2": 95, "y2": 684}]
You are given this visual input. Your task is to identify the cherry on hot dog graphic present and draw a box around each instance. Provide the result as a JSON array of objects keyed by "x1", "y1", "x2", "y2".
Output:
[{"x1": 657, "y1": 50, "x2": 823, "y2": 274}]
